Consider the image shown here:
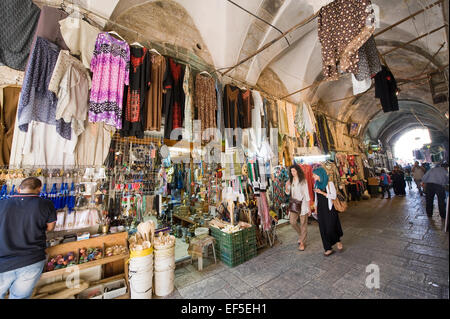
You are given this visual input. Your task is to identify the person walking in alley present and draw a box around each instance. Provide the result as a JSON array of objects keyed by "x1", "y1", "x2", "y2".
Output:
[
  {"x1": 405, "y1": 170, "x2": 413, "y2": 190},
  {"x1": 0, "y1": 177, "x2": 56, "y2": 299},
  {"x1": 380, "y1": 170, "x2": 392, "y2": 199},
  {"x1": 312, "y1": 167, "x2": 343, "y2": 257},
  {"x1": 412, "y1": 161, "x2": 426, "y2": 196},
  {"x1": 421, "y1": 162, "x2": 449, "y2": 219},
  {"x1": 285, "y1": 164, "x2": 311, "y2": 251},
  {"x1": 392, "y1": 166, "x2": 406, "y2": 196}
]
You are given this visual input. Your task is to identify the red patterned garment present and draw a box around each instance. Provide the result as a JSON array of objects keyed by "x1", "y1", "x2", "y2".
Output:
[{"x1": 121, "y1": 46, "x2": 151, "y2": 138}]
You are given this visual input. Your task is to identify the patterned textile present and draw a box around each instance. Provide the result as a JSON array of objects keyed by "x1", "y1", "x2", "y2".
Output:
[
  {"x1": 215, "y1": 80, "x2": 224, "y2": 139},
  {"x1": 0, "y1": 0, "x2": 40, "y2": 71},
  {"x1": 354, "y1": 36, "x2": 381, "y2": 81},
  {"x1": 88, "y1": 32, "x2": 130, "y2": 129},
  {"x1": 195, "y1": 73, "x2": 217, "y2": 139},
  {"x1": 318, "y1": 0, "x2": 375, "y2": 81},
  {"x1": 271, "y1": 166, "x2": 289, "y2": 210},
  {"x1": 183, "y1": 65, "x2": 193, "y2": 141},
  {"x1": 258, "y1": 191, "x2": 271, "y2": 231},
  {"x1": 122, "y1": 46, "x2": 150, "y2": 138},
  {"x1": 17, "y1": 37, "x2": 72, "y2": 140}
]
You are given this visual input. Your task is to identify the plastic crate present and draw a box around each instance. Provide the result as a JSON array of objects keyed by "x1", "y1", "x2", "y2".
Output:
[
  {"x1": 215, "y1": 241, "x2": 244, "y2": 257},
  {"x1": 210, "y1": 227, "x2": 243, "y2": 246},
  {"x1": 219, "y1": 249, "x2": 245, "y2": 267},
  {"x1": 241, "y1": 226, "x2": 256, "y2": 241},
  {"x1": 243, "y1": 245, "x2": 257, "y2": 261}
]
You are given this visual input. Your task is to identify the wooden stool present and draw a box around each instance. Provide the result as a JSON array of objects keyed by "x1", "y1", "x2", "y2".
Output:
[{"x1": 189, "y1": 235, "x2": 217, "y2": 271}]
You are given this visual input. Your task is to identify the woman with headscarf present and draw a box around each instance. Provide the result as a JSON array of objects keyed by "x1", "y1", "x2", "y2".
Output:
[
  {"x1": 285, "y1": 164, "x2": 311, "y2": 251},
  {"x1": 313, "y1": 166, "x2": 343, "y2": 256}
]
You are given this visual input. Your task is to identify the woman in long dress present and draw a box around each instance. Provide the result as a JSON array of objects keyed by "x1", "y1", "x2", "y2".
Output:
[{"x1": 313, "y1": 167, "x2": 343, "y2": 256}]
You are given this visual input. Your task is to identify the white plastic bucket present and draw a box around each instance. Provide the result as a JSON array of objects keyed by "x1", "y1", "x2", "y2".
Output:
[
  {"x1": 154, "y1": 268, "x2": 175, "y2": 297},
  {"x1": 128, "y1": 253, "x2": 153, "y2": 299}
]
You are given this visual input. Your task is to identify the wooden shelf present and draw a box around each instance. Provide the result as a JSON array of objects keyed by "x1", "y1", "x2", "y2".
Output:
[
  {"x1": 40, "y1": 254, "x2": 129, "y2": 280},
  {"x1": 172, "y1": 213, "x2": 195, "y2": 225}
]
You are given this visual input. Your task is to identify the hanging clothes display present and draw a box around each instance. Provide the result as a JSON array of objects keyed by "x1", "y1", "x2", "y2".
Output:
[
  {"x1": 299, "y1": 164, "x2": 315, "y2": 208},
  {"x1": 195, "y1": 73, "x2": 217, "y2": 140},
  {"x1": 121, "y1": 46, "x2": 151, "y2": 138},
  {"x1": 183, "y1": 65, "x2": 193, "y2": 141},
  {"x1": 55, "y1": 63, "x2": 90, "y2": 138},
  {"x1": 59, "y1": 16, "x2": 100, "y2": 69},
  {"x1": 48, "y1": 50, "x2": 91, "y2": 95},
  {"x1": 145, "y1": 53, "x2": 165, "y2": 131},
  {"x1": 22, "y1": 120, "x2": 76, "y2": 167},
  {"x1": 277, "y1": 100, "x2": 289, "y2": 136},
  {"x1": 223, "y1": 84, "x2": 244, "y2": 144},
  {"x1": 354, "y1": 36, "x2": 381, "y2": 81},
  {"x1": 17, "y1": 36, "x2": 72, "y2": 140},
  {"x1": 75, "y1": 121, "x2": 115, "y2": 166},
  {"x1": 241, "y1": 89, "x2": 253, "y2": 129},
  {"x1": 318, "y1": 0, "x2": 375, "y2": 81},
  {"x1": 374, "y1": 65, "x2": 399, "y2": 113},
  {"x1": 215, "y1": 80, "x2": 224, "y2": 139},
  {"x1": 271, "y1": 166, "x2": 289, "y2": 210},
  {"x1": 162, "y1": 58, "x2": 185, "y2": 139},
  {"x1": 0, "y1": 87, "x2": 21, "y2": 166},
  {"x1": 265, "y1": 98, "x2": 278, "y2": 129},
  {"x1": 0, "y1": 0, "x2": 40, "y2": 71},
  {"x1": 88, "y1": 32, "x2": 130, "y2": 129},
  {"x1": 250, "y1": 90, "x2": 264, "y2": 152},
  {"x1": 285, "y1": 102, "x2": 297, "y2": 137}
]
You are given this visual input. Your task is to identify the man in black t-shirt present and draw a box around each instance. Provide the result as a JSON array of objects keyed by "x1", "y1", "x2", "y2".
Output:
[{"x1": 0, "y1": 177, "x2": 56, "y2": 299}]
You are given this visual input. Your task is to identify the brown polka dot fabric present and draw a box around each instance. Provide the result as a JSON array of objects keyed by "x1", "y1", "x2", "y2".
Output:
[{"x1": 318, "y1": 0, "x2": 375, "y2": 81}]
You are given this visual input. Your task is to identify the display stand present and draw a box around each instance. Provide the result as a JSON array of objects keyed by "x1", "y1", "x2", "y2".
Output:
[{"x1": 39, "y1": 232, "x2": 129, "y2": 298}]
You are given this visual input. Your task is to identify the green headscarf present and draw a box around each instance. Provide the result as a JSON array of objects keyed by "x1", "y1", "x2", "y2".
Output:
[{"x1": 313, "y1": 167, "x2": 329, "y2": 191}]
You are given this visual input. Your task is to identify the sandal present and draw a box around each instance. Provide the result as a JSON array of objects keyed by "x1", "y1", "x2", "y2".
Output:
[
  {"x1": 336, "y1": 242, "x2": 343, "y2": 251},
  {"x1": 324, "y1": 250, "x2": 334, "y2": 256},
  {"x1": 298, "y1": 243, "x2": 305, "y2": 251}
]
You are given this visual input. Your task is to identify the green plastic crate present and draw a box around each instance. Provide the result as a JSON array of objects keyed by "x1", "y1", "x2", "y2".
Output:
[
  {"x1": 241, "y1": 226, "x2": 256, "y2": 241},
  {"x1": 219, "y1": 249, "x2": 245, "y2": 267},
  {"x1": 215, "y1": 241, "x2": 243, "y2": 256},
  {"x1": 210, "y1": 227, "x2": 243, "y2": 246}
]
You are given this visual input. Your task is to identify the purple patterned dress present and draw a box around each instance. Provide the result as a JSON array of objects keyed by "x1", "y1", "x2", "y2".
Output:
[{"x1": 88, "y1": 32, "x2": 130, "y2": 129}]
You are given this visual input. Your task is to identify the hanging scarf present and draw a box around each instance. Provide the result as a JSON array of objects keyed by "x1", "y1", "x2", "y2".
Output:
[{"x1": 313, "y1": 167, "x2": 329, "y2": 191}]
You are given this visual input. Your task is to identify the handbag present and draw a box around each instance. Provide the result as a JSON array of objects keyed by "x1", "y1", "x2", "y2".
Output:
[
  {"x1": 288, "y1": 197, "x2": 302, "y2": 214},
  {"x1": 333, "y1": 192, "x2": 347, "y2": 213}
]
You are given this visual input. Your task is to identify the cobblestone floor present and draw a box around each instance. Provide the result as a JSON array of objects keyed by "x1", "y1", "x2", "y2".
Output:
[{"x1": 162, "y1": 186, "x2": 449, "y2": 299}]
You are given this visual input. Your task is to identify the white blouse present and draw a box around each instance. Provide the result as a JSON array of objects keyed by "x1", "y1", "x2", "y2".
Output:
[
  {"x1": 286, "y1": 179, "x2": 310, "y2": 215},
  {"x1": 314, "y1": 181, "x2": 337, "y2": 211},
  {"x1": 59, "y1": 17, "x2": 100, "y2": 69}
]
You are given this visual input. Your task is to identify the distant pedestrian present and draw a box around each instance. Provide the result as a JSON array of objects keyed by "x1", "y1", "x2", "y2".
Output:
[
  {"x1": 392, "y1": 166, "x2": 406, "y2": 196},
  {"x1": 411, "y1": 161, "x2": 425, "y2": 195},
  {"x1": 312, "y1": 167, "x2": 343, "y2": 257},
  {"x1": 422, "y1": 162, "x2": 449, "y2": 219},
  {"x1": 405, "y1": 171, "x2": 413, "y2": 190},
  {"x1": 379, "y1": 170, "x2": 391, "y2": 199}
]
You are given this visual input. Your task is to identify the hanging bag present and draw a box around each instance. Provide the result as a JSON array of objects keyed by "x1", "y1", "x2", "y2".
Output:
[{"x1": 332, "y1": 188, "x2": 347, "y2": 213}]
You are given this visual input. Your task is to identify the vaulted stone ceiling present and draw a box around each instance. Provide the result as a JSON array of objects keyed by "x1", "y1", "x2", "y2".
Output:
[{"x1": 33, "y1": 0, "x2": 449, "y2": 149}]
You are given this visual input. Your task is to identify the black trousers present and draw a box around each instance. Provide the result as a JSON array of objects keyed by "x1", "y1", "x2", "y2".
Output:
[
  {"x1": 425, "y1": 183, "x2": 446, "y2": 218},
  {"x1": 381, "y1": 184, "x2": 391, "y2": 198}
]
